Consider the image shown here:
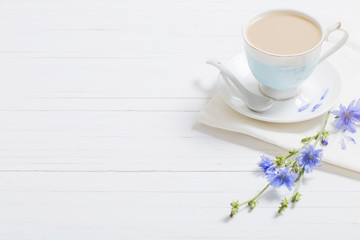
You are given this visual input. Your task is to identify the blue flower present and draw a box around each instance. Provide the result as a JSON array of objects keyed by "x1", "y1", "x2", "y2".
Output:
[
  {"x1": 340, "y1": 135, "x2": 356, "y2": 150},
  {"x1": 332, "y1": 99, "x2": 360, "y2": 133},
  {"x1": 259, "y1": 155, "x2": 274, "y2": 173},
  {"x1": 321, "y1": 137, "x2": 328, "y2": 146},
  {"x1": 298, "y1": 103, "x2": 310, "y2": 112},
  {"x1": 296, "y1": 145, "x2": 322, "y2": 173},
  {"x1": 312, "y1": 103, "x2": 322, "y2": 112},
  {"x1": 266, "y1": 167, "x2": 298, "y2": 190}
]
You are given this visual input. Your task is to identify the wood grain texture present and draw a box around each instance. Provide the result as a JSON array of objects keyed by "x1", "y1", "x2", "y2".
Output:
[{"x1": 0, "y1": 0, "x2": 359, "y2": 239}]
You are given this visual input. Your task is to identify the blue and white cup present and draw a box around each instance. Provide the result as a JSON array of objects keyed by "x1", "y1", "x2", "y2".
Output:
[{"x1": 242, "y1": 10, "x2": 348, "y2": 100}]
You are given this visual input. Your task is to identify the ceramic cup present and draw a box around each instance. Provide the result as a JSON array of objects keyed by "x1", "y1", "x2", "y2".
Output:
[{"x1": 242, "y1": 10, "x2": 348, "y2": 100}]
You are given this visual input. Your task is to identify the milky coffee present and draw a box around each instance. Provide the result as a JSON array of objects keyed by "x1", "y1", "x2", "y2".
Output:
[{"x1": 246, "y1": 13, "x2": 322, "y2": 55}]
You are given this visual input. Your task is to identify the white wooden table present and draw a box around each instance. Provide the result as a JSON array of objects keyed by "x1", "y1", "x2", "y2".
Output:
[{"x1": 0, "y1": 0, "x2": 359, "y2": 239}]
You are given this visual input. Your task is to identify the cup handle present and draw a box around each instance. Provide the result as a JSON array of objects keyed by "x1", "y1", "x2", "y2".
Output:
[{"x1": 318, "y1": 22, "x2": 348, "y2": 63}]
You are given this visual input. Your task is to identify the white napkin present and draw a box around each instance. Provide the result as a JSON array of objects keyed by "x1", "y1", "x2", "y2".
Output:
[{"x1": 197, "y1": 25, "x2": 360, "y2": 172}]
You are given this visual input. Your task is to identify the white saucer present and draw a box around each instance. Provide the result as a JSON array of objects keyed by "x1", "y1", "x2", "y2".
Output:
[{"x1": 218, "y1": 53, "x2": 342, "y2": 123}]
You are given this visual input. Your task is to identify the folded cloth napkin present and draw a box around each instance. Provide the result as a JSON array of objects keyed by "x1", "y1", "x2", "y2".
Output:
[{"x1": 197, "y1": 25, "x2": 360, "y2": 172}]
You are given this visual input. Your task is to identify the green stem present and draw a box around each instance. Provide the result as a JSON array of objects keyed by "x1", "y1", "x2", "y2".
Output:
[
  {"x1": 314, "y1": 111, "x2": 331, "y2": 147},
  {"x1": 251, "y1": 183, "x2": 271, "y2": 202},
  {"x1": 305, "y1": 136, "x2": 316, "y2": 145},
  {"x1": 292, "y1": 111, "x2": 331, "y2": 199},
  {"x1": 293, "y1": 167, "x2": 305, "y2": 195},
  {"x1": 236, "y1": 183, "x2": 271, "y2": 207},
  {"x1": 284, "y1": 151, "x2": 298, "y2": 160},
  {"x1": 304, "y1": 111, "x2": 331, "y2": 146}
]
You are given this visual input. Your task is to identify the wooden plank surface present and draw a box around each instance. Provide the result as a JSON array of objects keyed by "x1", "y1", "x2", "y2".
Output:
[{"x1": 0, "y1": 0, "x2": 359, "y2": 239}]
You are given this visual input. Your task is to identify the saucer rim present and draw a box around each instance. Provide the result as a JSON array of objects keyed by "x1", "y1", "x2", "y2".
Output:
[{"x1": 217, "y1": 54, "x2": 342, "y2": 123}]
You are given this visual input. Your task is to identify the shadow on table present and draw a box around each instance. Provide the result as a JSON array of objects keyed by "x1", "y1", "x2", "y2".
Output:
[
  {"x1": 319, "y1": 163, "x2": 360, "y2": 181},
  {"x1": 193, "y1": 122, "x2": 286, "y2": 157},
  {"x1": 193, "y1": 77, "x2": 218, "y2": 98}
]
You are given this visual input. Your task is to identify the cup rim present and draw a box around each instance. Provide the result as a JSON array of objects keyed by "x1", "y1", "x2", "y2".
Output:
[{"x1": 242, "y1": 9, "x2": 325, "y2": 57}]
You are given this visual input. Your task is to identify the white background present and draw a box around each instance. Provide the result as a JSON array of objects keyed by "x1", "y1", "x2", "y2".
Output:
[{"x1": 0, "y1": 0, "x2": 359, "y2": 239}]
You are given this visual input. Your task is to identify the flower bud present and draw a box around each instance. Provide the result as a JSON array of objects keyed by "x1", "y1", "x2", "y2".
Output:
[
  {"x1": 248, "y1": 199, "x2": 258, "y2": 210},
  {"x1": 278, "y1": 198, "x2": 289, "y2": 214},
  {"x1": 292, "y1": 192, "x2": 302, "y2": 202}
]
